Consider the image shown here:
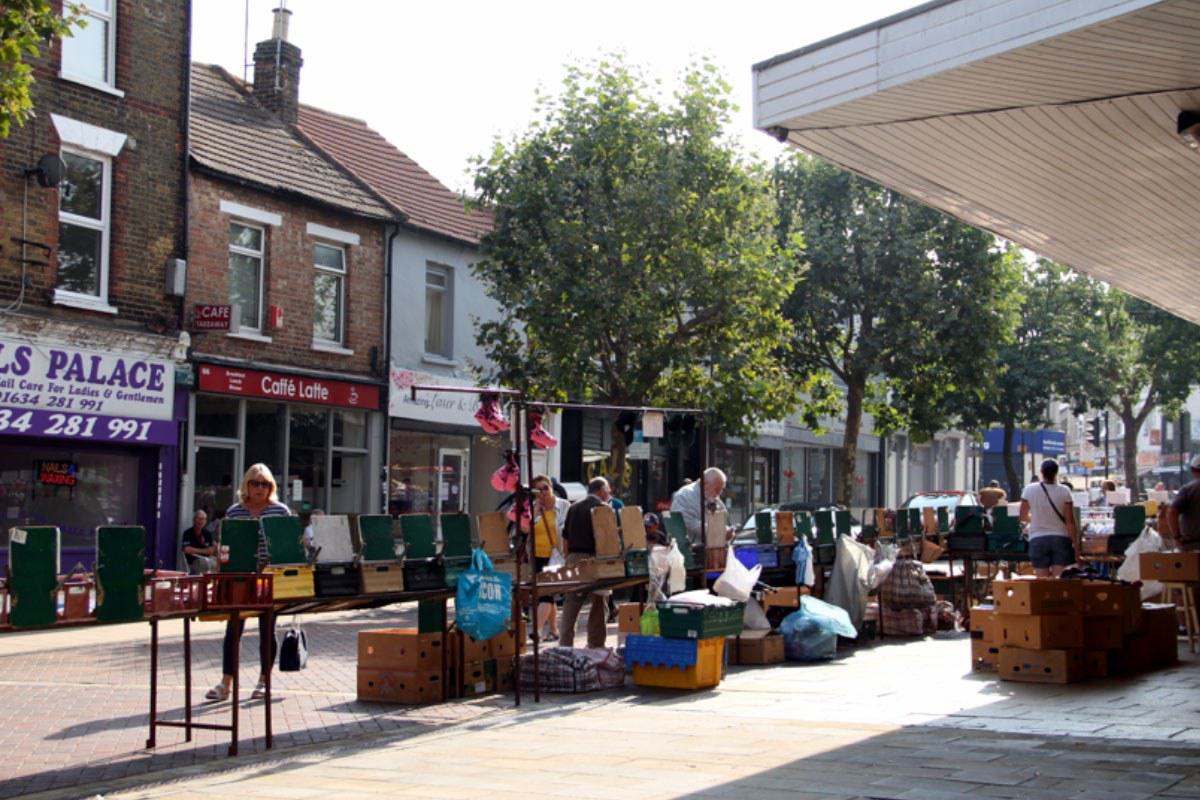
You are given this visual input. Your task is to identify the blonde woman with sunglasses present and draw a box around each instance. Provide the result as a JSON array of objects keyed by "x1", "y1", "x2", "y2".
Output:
[{"x1": 205, "y1": 463, "x2": 291, "y2": 703}]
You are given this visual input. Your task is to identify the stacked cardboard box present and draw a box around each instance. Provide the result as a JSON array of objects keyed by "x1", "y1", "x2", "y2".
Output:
[
  {"x1": 448, "y1": 622, "x2": 525, "y2": 699},
  {"x1": 356, "y1": 628, "x2": 445, "y2": 704},
  {"x1": 978, "y1": 578, "x2": 1173, "y2": 684},
  {"x1": 725, "y1": 631, "x2": 785, "y2": 665}
]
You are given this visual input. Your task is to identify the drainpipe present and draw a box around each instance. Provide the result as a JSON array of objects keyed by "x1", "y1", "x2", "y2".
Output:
[{"x1": 380, "y1": 223, "x2": 399, "y2": 512}]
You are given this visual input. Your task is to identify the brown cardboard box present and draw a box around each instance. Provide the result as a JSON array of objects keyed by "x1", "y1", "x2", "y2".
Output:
[
  {"x1": 998, "y1": 647, "x2": 1087, "y2": 684},
  {"x1": 996, "y1": 613, "x2": 1084, "y2": 650},
  {"x1": 617, "y1": 602, "x2": 645, "y2": 634},
  {"x1": 489, "y1": 618, "x2": 526, "y2": 659},
  {"x1": 591, "y1": 505, "x2": 622, "y2": 556},
  {"x1": 776, "y1": 512, "x2": 795, "y2": 545},
  {"x1": 1124, "y1": 587, "x2": 1145, "y2": 635},
  {"x1": 704, "y1": 547, "x2": 727, "y2": 571},
  {"x1": 1080, "y1": 581, "x2": 1127, "y2": 617},
  {"x1": 458, "y1": 660, "x2": 496, "y2": 697},
  {"x1": 490, "y1": 556, "x2": 518, "y2": 582},
  {"x1": 357, "y1": 668, "x2": 443, "y2": 703},
  {"x1": 1083, "y1": 616, "x2": 1123, "y2": 650},
  {"x1": 1139, "y1": 552, "x2": 1200, "y2": 583},
  {"x1": 704, "y1": 509, "x2": 728, "y2": 548},
  {"x1": 1141, "y1": 603, "x2": 1180, "y2": 669},
  {"x1": 358, "y1": 629, "x2": 443, "y2": 671},
  {"x1": 476, "y1": 511, "x2": 511, "y2": 556},
  {"x1": 1084, "y1": 650, "x2": 1111, "y2": 678},
  {"x1": 728, "y1": 633, "x2": 785, "y2": 665},
  {"x1": 970, "y1": 639, "x2": 1000, "y2": 672},
  {"x1": 969, "y1": 605, "x2": 997, "y2": 643},
  {"x1": 619, "y1": 506, "x2": 647, "y2": 549},
  {"x1": 763, "y1": 586, "x2": 800, "y2": 610},
  {"x1": 450, "y1": 630, "x2": 492, "y2": 665},
  {"x1": 496, "y1": 658, "x2": 514, "y2": 692},
  {"x1": 993, "y1": 578, "x2": 1081, "y2": 615}
]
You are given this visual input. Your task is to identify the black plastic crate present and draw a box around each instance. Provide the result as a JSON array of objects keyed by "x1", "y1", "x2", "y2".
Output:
[
  {"x1": 986, "y1": 533, "x2": 1027, "y2": 555},
  {"x1": 443, "y1": 555, "x2": 471, "y2": 589},
  {"x1": 948, "y1": 533, "x2": 987, "y2": 552},
  {"x1": 813, "y1": 542, "x2": 836, "y2": 566},
  {"x1": 314, "y1": 563, "x2": 361, "y2": 597},
  {"x1": 403, "y1": 558, "x2": 445, "y2": 591},
  {"x1": 1107, "y1": 533, "x2": 1138, "y2": 556}
]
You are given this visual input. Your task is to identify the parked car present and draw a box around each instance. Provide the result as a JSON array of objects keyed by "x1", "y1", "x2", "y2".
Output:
[
  {"x1": 899, "y1": 491, "x2": 980, "y2": 526},
  {"x1": 734, "y1": 502, "x2": 861, "y2": 546}
]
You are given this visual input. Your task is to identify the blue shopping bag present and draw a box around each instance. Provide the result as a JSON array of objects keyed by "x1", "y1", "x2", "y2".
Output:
[{"x1": 455, "y1": 548, "x2": 512, "y2": 641}]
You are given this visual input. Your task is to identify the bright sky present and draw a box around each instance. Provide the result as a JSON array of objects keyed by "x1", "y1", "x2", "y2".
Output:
[{"x1": 191, "y1": 0, "x2": 917, "y2": 195}]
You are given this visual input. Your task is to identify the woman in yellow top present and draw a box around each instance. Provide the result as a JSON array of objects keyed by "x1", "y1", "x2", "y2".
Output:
[{"x1": 530, "y1": 474, "x2": 569, "y2": 641}]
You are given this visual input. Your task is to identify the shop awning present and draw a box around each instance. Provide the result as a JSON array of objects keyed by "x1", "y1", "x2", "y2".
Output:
[{"x1": 754, "y1": 0, "x2": 1200, "y2": 324}]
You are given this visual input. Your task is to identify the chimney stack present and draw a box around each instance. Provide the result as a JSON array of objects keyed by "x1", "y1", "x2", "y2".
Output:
[{"x1": 252, "y1": 7, "x2": 303, "y2": 125}]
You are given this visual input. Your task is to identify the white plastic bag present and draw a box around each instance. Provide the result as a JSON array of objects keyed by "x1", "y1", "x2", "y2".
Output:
[
  {"x1": 666, "y1": 540, "x2": 686, "y2": 595},
  {"x1": 1116, "y1": 526, "x2": 1164, "y2": 600},
  {"x1": 713, "y1": 545, "x2": 761, "y2": 602},
  {"x1": 546, "y1": 547, "x2": 565, "y2": 571},
  {"x1": 742, "y1": 597, "x2": 771, "y2": 631}
]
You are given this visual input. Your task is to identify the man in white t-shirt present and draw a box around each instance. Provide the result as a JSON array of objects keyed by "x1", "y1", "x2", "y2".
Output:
[{"x1": 1019, "y1": 459, "x2": 1079, "y2": 578}]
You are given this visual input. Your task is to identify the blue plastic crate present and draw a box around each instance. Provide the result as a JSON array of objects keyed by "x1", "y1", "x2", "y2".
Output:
[
  {"x1": 625, "y1": 634, "x2": 699, "y2": 668},
  {"x1": 756, "y1": 545, "x2": 779, "y2": 569},
  {"x1": 733, "y1": 546, "x2": 760, "y2": 569}
]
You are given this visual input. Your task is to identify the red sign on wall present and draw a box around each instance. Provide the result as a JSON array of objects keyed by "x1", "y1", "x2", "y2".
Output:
[
  {"x1": 192, "y1": 304, "x2": 233, "y2": 331},
  {"x1": 197, "y1": 364, "x2": 380, "y2": 410}
]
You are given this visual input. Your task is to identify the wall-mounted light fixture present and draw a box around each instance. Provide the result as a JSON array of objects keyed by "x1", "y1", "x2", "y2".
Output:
[{"x1": 1178, "y1": 110, "x2": 1200, "y2": 150}]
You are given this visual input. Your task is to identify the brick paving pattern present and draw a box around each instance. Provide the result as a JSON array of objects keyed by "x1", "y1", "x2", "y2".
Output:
[{"x1": 1, "y1": 610, "x2": 1198, "y2": 799}]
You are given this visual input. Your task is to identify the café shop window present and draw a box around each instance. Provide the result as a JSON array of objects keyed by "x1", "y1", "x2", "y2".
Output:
[
  {"x1": 0, "y1": 446, "x2": 138, "y2": 549},
  {"x1": 193, "y1": 395, "x2": 369, "y2": 515}
]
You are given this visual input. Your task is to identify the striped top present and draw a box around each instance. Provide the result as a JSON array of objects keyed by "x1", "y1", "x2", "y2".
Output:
[{"x1": 226, "y1": 501, "x2": 292, "y2": 568}]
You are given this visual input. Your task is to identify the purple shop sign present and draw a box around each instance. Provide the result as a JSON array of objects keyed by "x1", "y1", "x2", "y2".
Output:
[{"x1": 0, "y1": 405, "x2": 176, "y2": 446}]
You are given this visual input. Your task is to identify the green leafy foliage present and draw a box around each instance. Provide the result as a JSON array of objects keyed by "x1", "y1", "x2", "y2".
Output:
[
  {"x1": 471, "y1": 57, "x2": 805, "y2": 492},
  {"x1": 775, "y1": 155, "x2": 1022, "y2": 504},
  {"x1": 0, "y1": 1, "x2": 82, "y2": 138}
]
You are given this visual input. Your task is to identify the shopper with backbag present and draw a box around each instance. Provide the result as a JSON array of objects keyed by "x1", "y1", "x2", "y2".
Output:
[{"x1": 1019, "y1": 458, "x2": 1079, "y2": 578}]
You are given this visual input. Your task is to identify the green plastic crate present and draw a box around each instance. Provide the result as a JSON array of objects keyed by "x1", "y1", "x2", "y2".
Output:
[
  {"x1": 443, "y1": 555, "x2": 471, "y2": 588},
  {"x1": 441, "y1": 513, "x2": 472, "y2": 558},
  {"x1": 357, "y1": 514, "x2": 399, "y2": 561},
  {"x1": 755, "y1": 512, "x2": 774, "y2": 545},
  {"x1": 657, "y1": 601, "x2": 745, "y2": 640},
  {"x1": 835, "y1": 510, "x2": 851, "y2": 537},
  {"x1": 664, "y1": 515, "x2": 695, "y2": 569},
  {"x1": 9, "y1": 526, "x2": 59, "y2": 627},
  {"x1": 954, "y1": 505, "x2": 986, "y2": 534},
  {"x1": 219, "y1": 519, "x2": 261, "y2": 573},
  {"x1": 1114, "y1": 505, "x2": 1146, "y2": 536},
  {"x1": 624, "y1": 549, "x2": 649, "y2": 577},
  {"x1": 261, "y1": 516, "x2": 306, "y2": 564},
  {"x1": 400, "y1": 515, "x2": 437, "y2": 559},
  {"x1": 94, "y1": 526, "x2": 145, "y2": 622}
]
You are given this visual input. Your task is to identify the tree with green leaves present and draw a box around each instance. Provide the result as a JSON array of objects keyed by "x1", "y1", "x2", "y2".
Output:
[
  {"x1": 1080, "y1": 295, "x2": 1200, "y2": 490},
  {"x1": 955, "y1": 260, "x2": 1110, "y2": 497},
  {"x1": 775, "y1": 155, "x2": 1022, "y2": 506},
  {"x1": 1, "y1": 1, "x2": 82, "y2": 138},
  {"x1": 471, "y1": 57, "x2": 805, "y2": 495}
]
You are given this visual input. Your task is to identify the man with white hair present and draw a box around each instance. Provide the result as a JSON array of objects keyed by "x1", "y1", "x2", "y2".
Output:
[{"x1": 670, "y1": 467, "x2": 730, "y2": 547}]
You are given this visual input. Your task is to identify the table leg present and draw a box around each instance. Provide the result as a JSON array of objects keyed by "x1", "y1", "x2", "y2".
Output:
[
  {"x1": 146, "y1": 618, "x2": 158, "y2": 749},
  {"x1": 263, "y1": 608, "x2": 272, "y2": 749},
  {"x1": 184, "y1": 615, "x2": 192, "y2": 742},
  {"x1": 230, "y1": 615, "x2": 240, "y2": 757}
]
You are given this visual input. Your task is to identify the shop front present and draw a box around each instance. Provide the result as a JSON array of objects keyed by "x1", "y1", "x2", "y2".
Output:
[
  {"x1": 782, "y1": 424, "x2": 883, "y2": 511},
  {"x1": 713, "y1": 423, "x2": 783, "y2": 526},
  {"x1": 187, "y1": 362, "x2": 385, "y2": 523},
  {"x1": 388, "y1": 369, "x2": 508, "y2": 533},
  {"x1": 0, "y1": 325, "x2": 184, "y2": 570}
]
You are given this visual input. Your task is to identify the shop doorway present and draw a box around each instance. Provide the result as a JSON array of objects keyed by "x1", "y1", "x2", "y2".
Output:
[
  {"x1": 437, "y1": 448, "x2": 468, "y2": 515},
  {"x1": 193, "y1": 443, "x2": 239, "y2": 519}
]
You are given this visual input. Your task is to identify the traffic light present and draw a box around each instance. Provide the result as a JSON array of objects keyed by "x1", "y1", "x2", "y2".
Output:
[{"x1": 1088, "y1": 415, "x2": 1103, "y2": 448}]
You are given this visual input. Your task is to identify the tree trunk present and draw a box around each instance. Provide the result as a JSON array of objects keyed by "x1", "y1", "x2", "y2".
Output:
[
  {"x1": 838, "y1": 375, "x2": 865, "y2": 507},
  {"x1": 609, "y1": 431, "x2": 629, "y2": 499},
  {"x1": 1120, "y1": 408, "x2": 1142, "y2": 492},
  {"x1": 1002, "y1": 420, "x2": 1020, "y2": 499}
]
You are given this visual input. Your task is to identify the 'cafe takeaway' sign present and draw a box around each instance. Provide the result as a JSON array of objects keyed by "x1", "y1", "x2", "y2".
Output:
[{"x1": 198, "y1": 364, "x2": 380, "y2": 410}]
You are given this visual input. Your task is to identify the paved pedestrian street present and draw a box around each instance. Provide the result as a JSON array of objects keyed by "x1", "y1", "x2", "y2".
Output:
[{"x1": 2, "y1": 607, "x2": 1199, "y2": 800}]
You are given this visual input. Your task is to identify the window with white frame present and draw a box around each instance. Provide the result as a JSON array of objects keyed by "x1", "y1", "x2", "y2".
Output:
[
  {"x1": 229, "y1": 222, "x2": 265, "y2": 331},
  {"x1": 424, "y1": 264, "x2": 453, "y2": 359},
  {"x1": 61, "y1": 0, "x2": 117, "y2": 90},
  {"x1": 56, "y1": 149, "x2": 110, "y2": 300},
  {"x1": 313, "y1": 243, "x2": 346, "y2": 345}
]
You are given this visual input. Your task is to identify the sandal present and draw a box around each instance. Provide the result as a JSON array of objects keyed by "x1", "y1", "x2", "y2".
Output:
[
  {"x1": 251, "y1": 680, "x2": 268, "y2": 700},
  {"x1": 204, "y1": 683, "x2": 229, "y2": 702}
]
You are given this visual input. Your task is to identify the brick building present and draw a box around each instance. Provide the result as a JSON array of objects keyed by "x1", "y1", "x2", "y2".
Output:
[
  {"x1": 183, "y1": 10, "x2": 395, "y2": 524},
  {"x1": 0, "y1": 1, "x2": 191, "y2": 568}
]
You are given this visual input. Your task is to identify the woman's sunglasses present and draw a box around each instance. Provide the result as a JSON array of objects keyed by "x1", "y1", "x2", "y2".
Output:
[{"x1": 248, "y1": 479, "x2": 272, "y2": 489}]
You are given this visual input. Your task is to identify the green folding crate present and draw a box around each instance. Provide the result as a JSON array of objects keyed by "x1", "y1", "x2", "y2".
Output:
[
  {"x1": 443, "y1": 555, "x2": 471, "y2": 588},
  {"x1": 813, "y1": 510, "x2": 835, "y2": 539},
  {"x1": 835, "y1": 510, "x2": 851, "y2": 537},
  {"x1": 936, "y1": 507, "x2": 950, "y2": 532},
  {"x1": 441, "y1": 513, "x2": 472, "y2": 558},
  {"x1": 755, "y1": 512, "x2": 774, "y2": 545},
  {"x1": 400, "y1": 514, "x2": 437, "y2": 559},
  {"x1": 218, "y1": 519, "x2": 261, "y2": 573},
  {"x1": 954, "y1": 506, "x2": 986, "y2": 534},
  {"x1": 1114, "y1": 505, "x2": 1146, "y2": 536},
  {"x1": 357, "y1": 514, "x2": 399, "y2": 561},
  {"x1": 664, "y1": 514, "x2": 695, "y2": 569},
  {"x1": 9, "y1": 526, "x2": 59, "y2": 627},
  {"x1": 94, "y1": 526, "x2": 144, "y2": 622},
  {"x1": 261, "y1": 516, "x2": 306, "y2": 564},
  {"x1": 992, "y1": 515, "x2": 1021, "y2": 537},
  {"x1": 657, "y1": 601, "x2": 745, "y2": 639},
  {"x1": 624, "y1": 549, "x2": 649, "y2": 577},
  {"x1": 793, "y1": 512, "x2": 814, "y2": 541}
]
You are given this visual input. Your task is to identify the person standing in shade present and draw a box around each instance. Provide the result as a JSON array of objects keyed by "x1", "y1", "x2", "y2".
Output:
[
  {"x1": 205, "y1": 464, "x2": 291, "y2": 702},
  {"x1": 559, "y1": 477, "x2": 612, "y2": 649},
  {"x1": 1166, "y1": 455, "x2": 1200, "y2": 551},
  {"x1": 181, "y1": 509, "x2": 218, "y2": 575},
  {"x1": 1019, "y1": 459, "x2": 1079, "y2": 578},
  {"x1": 670, "y1": 467, "x2": 732, "y2": 547}
]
